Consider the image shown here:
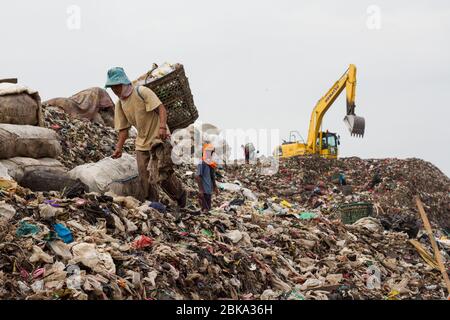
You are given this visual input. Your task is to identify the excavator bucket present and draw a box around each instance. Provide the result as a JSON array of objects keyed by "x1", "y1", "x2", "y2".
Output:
[{"x1": 344, "y1": 115, "x2": 365, "y2": 137}]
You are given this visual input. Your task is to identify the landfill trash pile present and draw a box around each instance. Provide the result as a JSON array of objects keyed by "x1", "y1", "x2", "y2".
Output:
[
  {"x1": 225, "y1": 156, "x2": 450, "y2": 232},
  {"x1": 43, "y1": 87, "x2": 115, "y2": 128},
  {"x1": 43, "y1": 106, "x2": 135, "y2": 169},
  {"x1": 0, "y1": 159, "x2": 448, "y2": 300},
  {"x1": 2, "y1": 98, "x2": 449, "y2": 300}
]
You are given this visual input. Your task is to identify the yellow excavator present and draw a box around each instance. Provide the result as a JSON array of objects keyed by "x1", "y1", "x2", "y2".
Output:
[{"x1": 277, "y1": 64, "x2": 365, "y2": 159}]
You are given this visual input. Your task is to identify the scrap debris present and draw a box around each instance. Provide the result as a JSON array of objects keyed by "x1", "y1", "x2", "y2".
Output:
[
  {"x1": 226, "y1": 156, "x2": 450, "y2": 231},
  {"x1": 43, "y1": 106, "x2": 135, "y2": 169},
  {"x1": 1, "y1": 77, "x2": 449, "y2": 301},
  {"x1": 0, "y1": 151, "x2": 449, "y2": 300}
]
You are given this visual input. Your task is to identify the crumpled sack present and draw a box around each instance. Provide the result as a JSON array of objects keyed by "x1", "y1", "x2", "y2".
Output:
[
  {"x1": 0, "y1": 83, "x2": 44, "y2": 126},
  {"x1": 30, "y1": 245, "x2": 54, "y2": 264},
  {"x1": 0, "y1": 201, "x2": 16, "y2": 222},
  {"x1": 71, "y1": 243, "x2": 116, "y2": 274},
  {"x1": 68, "y1": 154, "x2": 137, "y2": 193},
  {"x1": 48, "y1": 241, "x2": 73, "y2": 261},
  {"x1": 0, "y1": 124, "x2": 62, "y2": 159},
  {"x1": 225, "y1": 230, "x2": 243, "y2": 243},
  {"x1": 352, "y1": 217, "x2": 384, "y2": 233},
  {"x1": 39, "y1": 203, "x2": 64, "y2": 219}
]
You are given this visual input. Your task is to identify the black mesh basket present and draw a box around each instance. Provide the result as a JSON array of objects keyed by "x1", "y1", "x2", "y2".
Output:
[{"x1": 142, "y1": 64, "x2": 198, "y2": 132}]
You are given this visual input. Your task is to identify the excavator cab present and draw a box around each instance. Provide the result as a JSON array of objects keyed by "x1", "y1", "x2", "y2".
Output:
[
  {"x1": 316, "y1": 131, "x2": 339, "y2": 159},
  {"x1": 276, "y1": 64, "x2": 364, "y2": 159}
]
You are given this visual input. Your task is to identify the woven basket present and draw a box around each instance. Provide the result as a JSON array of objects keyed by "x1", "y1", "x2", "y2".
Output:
[
  {"x1": 339, "y1": 202, "x2": 373, "y2": 224},
  {"x1": 142, "y1": 64, "x2": 198, "y2": 132}
]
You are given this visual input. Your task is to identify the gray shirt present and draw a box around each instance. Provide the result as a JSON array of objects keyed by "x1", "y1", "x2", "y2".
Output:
[{"x1": 196, "y1": 162, "x2": 215, "y2": 194}]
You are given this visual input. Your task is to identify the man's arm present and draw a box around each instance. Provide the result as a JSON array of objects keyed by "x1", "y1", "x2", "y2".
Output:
[
  {"x1": 112, "y1": 129, "x2": 129, "y2": 158},
  {"x1": 157, "y1": 104, "x2": 169, "y2": 140}
]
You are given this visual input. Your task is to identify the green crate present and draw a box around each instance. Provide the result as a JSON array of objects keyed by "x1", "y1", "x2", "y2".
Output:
[{"x1": 339, "y1": 202, "x2": 373, "y2": 224}]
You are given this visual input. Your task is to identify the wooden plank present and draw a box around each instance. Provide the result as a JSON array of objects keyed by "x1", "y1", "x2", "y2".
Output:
[
  {"x1": 415, "y1": 196, "x2": 450, "y2": 298},
  {"x1": 0, "y1": 78, "x2": 18, "y2": 84}
]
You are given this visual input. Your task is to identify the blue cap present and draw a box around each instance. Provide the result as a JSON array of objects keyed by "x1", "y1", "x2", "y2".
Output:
[{"x1": 105, "y1": 67, "x2": 131, "y2": 88}]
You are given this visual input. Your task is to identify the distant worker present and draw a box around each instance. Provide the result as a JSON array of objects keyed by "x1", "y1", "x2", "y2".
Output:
[
  {"x1": 196, "y1": 144, "x2": 218, "y2": 213},
  {"x1": 241, "y1": 142, "x2": 256, "y2": 164},
  {"x1": 338, "y1": 171, "x2": 347, "y2": 186},
  {"x1": 107, "y1": 67, "x2": 186, "y2": 207},
  {"x1": 369, "y1": 169, "x2": 382, "y2": 189}
]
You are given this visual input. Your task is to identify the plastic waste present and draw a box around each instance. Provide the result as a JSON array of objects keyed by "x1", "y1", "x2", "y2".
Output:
[
  {"x1": 0, "y1": 163, "x2": 12, "y2": 180},
  {"x1": 280, "y1": 200, "x2": 293, "y2": 208},
  {"x1": 16, "y1": 221, "x2": 40, "y2": 237},
  {"x1": 149, "y1": 202, "x2": 167, "y2": 213},
  {"x1": 68, "y1": 154, "x2": 137, "y2": 193},
  {"x1": 201, "y1": 229, "x2": 213, "y2": 237},
  {"x1": 132, "y1": 235, "x2": 154, "y2": 249},
  {"x1": 296, "y1": 212, "x2": 317, "y2": 220},
  {"x1": 352, "y1": 217, "x2": 384, "y2": 233},
  {"x1": 218, "y1": 182, "x2": 257, "y2": 202},
  {"x1": 39, "y1": 204, "x2": 63, "y2": 219},
  {"x1": 54, "y1": 224, "x2": 74, "y2": 243},
  {"x1": 29, "y1": 245, "x2": 54, "y2": 264},
  {"x1": 0, "y1": 201, "x2": 16, "y2": 222},
  {"x1": 218, "y1": 182, "x2": 242, "y2": 192},
  {"x1": 242, "y1": 188, "x2": 258, "y2": 202},
  {"x1": 48, "y1": 241, "x2": 73, "y2": 260},
  {"x1": 71, "y1": 243, "x2": 116, "y2": 274},
  {"x1": 225, "y1": 230, "x2": 243, "y2": 243},
  {"x1": 0, "y1": 179, "x2": 17, "y2": 192}
]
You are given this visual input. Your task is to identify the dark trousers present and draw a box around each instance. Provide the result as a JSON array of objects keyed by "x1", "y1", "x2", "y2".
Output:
[
  {"x1": 245, "y1": 151, "x2": 250, "y2": 164},
  {"x1": 136, "y1": 143, "x2": 186, "y2": 207},
  {"x1": 198, "y1": 193, "x2": 212, "y2": 211}
]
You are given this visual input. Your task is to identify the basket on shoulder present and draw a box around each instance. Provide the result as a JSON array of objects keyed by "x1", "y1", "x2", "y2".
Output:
[{"x1": 133, "y1": 63, "x2": 199, "y2": 133}]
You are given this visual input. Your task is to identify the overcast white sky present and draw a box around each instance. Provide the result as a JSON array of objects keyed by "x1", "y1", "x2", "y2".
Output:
[{"x1": 1, "y1": 0, "x2": 449, "y2": 176}]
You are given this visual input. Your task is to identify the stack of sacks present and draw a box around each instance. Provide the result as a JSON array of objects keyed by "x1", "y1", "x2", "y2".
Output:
[{"x1": 0, "y1": 83, "x2": 69, "y2": 192}]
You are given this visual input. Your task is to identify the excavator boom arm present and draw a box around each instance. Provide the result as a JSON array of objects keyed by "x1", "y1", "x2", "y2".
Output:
[
  {"x1": 346, "y1": 65, "x2": 357, "y2": 115},
  {"x1": 306, "y1": 64, "x2": 364, "y2": 152}
]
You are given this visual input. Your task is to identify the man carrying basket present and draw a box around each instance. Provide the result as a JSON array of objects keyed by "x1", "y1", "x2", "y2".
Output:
[{"x1": 106, "y1": 67, "x2": 187, "y2": 208}]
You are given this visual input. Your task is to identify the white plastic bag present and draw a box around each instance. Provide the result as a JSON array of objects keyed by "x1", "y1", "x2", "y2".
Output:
[
  {"x1": 218, "y1": 182, "x2": 258, "y2": 202},
  {"x1": 68, "y1": 153, "x2": 137, "y2": 193}
]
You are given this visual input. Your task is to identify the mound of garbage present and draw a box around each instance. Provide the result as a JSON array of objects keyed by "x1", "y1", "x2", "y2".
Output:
[
  {"x1": 0, "y1": 98, "x2": 448, "y2": 300},
  {"x1": 0, "y1": 157, "x2": 448, "y2": 300},
  {"x1": 226, "y1": 156, "x2": 450, "y2": 233},
  {"x1": 43, "y1": 106, "x2": 135, "y2": 169}
]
